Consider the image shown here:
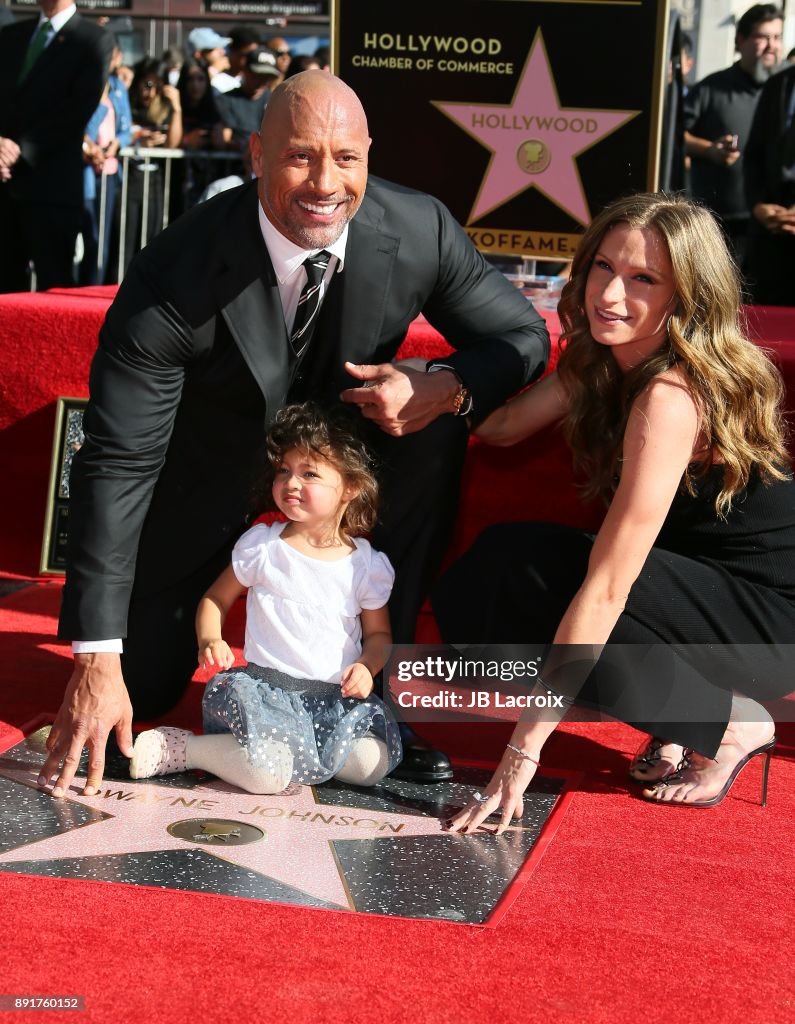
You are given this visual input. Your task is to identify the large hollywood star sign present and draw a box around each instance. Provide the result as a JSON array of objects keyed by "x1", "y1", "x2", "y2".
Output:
[{"x1": 335, "y1": 0, "x2": 667, "y2": 258}]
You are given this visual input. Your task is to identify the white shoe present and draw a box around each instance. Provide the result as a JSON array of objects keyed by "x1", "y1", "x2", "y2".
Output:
[{"x1": 130, "y1": 727, "x2": 191, "y2": 779}]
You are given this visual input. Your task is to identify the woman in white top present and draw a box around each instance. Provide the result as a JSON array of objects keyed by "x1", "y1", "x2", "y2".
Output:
[{"x1": 130, "y1": 403, "x2": 402, "y2": 793}]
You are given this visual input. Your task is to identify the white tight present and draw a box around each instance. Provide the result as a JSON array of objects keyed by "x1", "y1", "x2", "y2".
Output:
[
  {"x1": 186, "y1": 734, "x2": 293, "y2": 794},
  {"x1": 333, "y1": 735, "x2": 391, "y2": 787},
  {"x1": 185, "y1": 733, "x2": 390, "y2": 794}
]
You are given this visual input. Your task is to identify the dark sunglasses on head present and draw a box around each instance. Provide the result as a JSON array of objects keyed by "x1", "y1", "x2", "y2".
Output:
[{"x1": 143, "y1": 79, "x2": 158, "y2": 88}]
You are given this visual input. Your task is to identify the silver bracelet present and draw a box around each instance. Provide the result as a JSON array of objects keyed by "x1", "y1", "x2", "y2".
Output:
[{"x1": 506, "y1": 743, "x2": 540, "y2": 766}]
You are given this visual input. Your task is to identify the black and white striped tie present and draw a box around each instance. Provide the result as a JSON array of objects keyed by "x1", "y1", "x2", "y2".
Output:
[{"x1": 290, "y1": 250, "x2": 331, "y2": 359}]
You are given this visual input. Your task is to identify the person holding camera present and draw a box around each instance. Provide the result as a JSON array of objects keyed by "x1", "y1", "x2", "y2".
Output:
[{"x1": 683, "y1": 3, "x2": 784, "y2": 272}]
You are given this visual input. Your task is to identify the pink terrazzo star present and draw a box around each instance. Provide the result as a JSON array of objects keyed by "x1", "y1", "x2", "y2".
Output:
[
  {"x1": 0, "y1": 759, "x2": 447, "y2": 909},
  {"x1": 432, "y1": 29, "x2": 640, "y2": 226}
]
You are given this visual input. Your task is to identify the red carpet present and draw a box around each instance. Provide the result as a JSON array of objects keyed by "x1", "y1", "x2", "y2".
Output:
[{"x1": 1, "y1": 582, "x2": 794, "y2": 1023}]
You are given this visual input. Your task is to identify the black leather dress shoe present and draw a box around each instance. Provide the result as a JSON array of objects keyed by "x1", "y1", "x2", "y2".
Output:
[{"x1": 389, "y1": 723, "x2": 454, "y2": 783}]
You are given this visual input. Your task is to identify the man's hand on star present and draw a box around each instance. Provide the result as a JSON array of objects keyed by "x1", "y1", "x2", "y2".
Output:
[
  {"x1": 38, "y1": 652, "x2": 134, "y2": 799},
  {"x1": 341, "y1": 360, "x2": 462, "y2": 436}
]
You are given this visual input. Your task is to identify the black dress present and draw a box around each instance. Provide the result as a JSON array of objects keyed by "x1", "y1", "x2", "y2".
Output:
[{"x1": 432, "y1": 467, "x2": 795, "y2": 757}]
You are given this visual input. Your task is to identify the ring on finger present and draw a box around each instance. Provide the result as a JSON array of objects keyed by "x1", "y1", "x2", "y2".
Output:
[{"x1": 471, "y1": 791, "x2": 491, "y2": 805}]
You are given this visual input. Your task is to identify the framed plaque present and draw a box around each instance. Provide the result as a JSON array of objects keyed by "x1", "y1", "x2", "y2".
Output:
[
  {"x1": 334, "y1": 0, "x2": 668, "y2": 259},
  {"x1": 39, "y1": 397, "x2": 88, "y2": 576}
]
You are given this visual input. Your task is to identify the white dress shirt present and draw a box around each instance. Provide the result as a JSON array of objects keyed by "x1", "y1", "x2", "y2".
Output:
[
  {"x1": 38, "y1": 3, "x2": 76, "y2": 42},
  {"x1": 257, "y1": 201, "x2": 348, "y2": 331}
]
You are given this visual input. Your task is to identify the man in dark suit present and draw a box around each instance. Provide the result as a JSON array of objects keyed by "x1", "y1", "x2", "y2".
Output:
[
  {"x1": 0, "y1": 0, "x2": 111, "y2": 292},
  {"x1": 744, "y1": 63, "x2": 795, "y2": 305},
  {"x1": 42, "y1": 71, "x2": 549, "y2": 797}
]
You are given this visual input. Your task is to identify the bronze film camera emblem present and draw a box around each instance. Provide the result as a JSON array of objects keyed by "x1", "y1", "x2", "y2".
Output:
[
  {"x1": 517, "y1": 139, "x2": 551, "y2": 174},
  {"x1": 167, "y1": 818, "x2": 265, "y2": 846}
]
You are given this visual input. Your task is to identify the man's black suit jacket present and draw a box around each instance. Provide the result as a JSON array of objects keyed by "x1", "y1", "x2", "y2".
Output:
[
  {"x1": 0, "y1": 13, "x2": 111, "y2": 209},
  {"x1": 59, "y1": 178, "x2": 549, "y2": 642},
  {"x1": 745, "y1": 65, "x2": 795, "y2": 210}
]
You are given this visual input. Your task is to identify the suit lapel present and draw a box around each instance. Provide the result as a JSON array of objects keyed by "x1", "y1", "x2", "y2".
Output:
[
  {"x1": 333, "y1": 190, "x2": 400, "y2": 364},
  {"x1": 212, "y1": 184, "x2": 399, "y2": 408},
  {"x1": 213, "y1": 183, "x2": 291, "y2": 415}
]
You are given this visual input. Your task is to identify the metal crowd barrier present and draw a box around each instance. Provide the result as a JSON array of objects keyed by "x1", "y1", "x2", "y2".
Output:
[{"x1": 107, "y1": 147, "x2": 245, "y2": 283}]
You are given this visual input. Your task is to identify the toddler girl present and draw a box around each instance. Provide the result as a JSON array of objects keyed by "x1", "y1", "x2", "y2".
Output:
[{"x1": 130, "y1": 402, "x2": 402, "y2": 792}]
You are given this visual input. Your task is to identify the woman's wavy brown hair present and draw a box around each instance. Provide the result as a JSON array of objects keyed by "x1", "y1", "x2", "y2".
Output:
[
  {"x1": 256, "y1": 401, "x2": 379, "y2": 536},
  {"x1": 556, "y1": 191, "x2": 789, "y2": 515}
]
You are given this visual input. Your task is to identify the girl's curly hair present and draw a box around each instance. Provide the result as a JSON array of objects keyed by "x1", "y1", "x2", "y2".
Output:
[{"x1": 254, "y1": 401, "x2": 380, "y2": 536}]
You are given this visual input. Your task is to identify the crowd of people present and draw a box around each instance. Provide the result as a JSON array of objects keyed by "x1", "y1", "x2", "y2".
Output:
[
  {"x1": 77, "y1": 26, "x2": 330, "y2": 282},
  {"x1": 1, "y1": 3, "x2": 794, "y2": 300},
  {"x1": 0, "y1": 7, "x2": 329, "y2": 288}
]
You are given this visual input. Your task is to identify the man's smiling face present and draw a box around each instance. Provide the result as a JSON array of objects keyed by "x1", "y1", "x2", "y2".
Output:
[{"x1": 250, "y1": 71, "x2": 371, "y2": 249}]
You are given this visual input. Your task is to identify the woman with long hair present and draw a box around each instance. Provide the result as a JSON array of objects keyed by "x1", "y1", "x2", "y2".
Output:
[
  {"x1": 176, "y1": 57, "x2": 219, "y2": 149},
  {"x1": 130, "y1": 58, "x2": 182, "y2": 149},
  {"x1": 172, "y1": 58, "x2": 220, "y2": 214},
  {"x1": 434, "y1": 192, "x2": 795, "y2": 826}
]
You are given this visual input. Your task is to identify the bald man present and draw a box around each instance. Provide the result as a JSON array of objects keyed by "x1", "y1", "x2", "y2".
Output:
[{"x1": 47, "y1": 72, "x2": 548, "y2": 796}]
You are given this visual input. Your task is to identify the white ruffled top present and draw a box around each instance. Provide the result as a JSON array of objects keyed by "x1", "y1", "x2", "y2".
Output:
[{"x1": 231, "y1": 522, "x2": 395, "y2": 684}]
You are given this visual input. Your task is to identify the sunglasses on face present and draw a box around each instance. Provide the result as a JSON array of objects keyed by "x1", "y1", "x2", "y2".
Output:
[{"x1": 274, "y1": 49, "x2": 290, "y2": 56}]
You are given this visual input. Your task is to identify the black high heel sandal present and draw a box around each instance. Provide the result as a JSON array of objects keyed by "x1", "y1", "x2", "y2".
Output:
[
  {"x1": 628, "y1": 736, "x2": 683, "y2": 782},
  {"x1": 642, "y1": 737, "x2": 776, "y2": 808}
]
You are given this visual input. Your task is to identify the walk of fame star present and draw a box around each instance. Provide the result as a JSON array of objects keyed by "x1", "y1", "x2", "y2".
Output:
[
  {"x1": 0, "y1": 728, "x2": 569, "y2": 924},
  {"x1": 432, "y1": 29, "x2": 640, "y2": 226}
]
